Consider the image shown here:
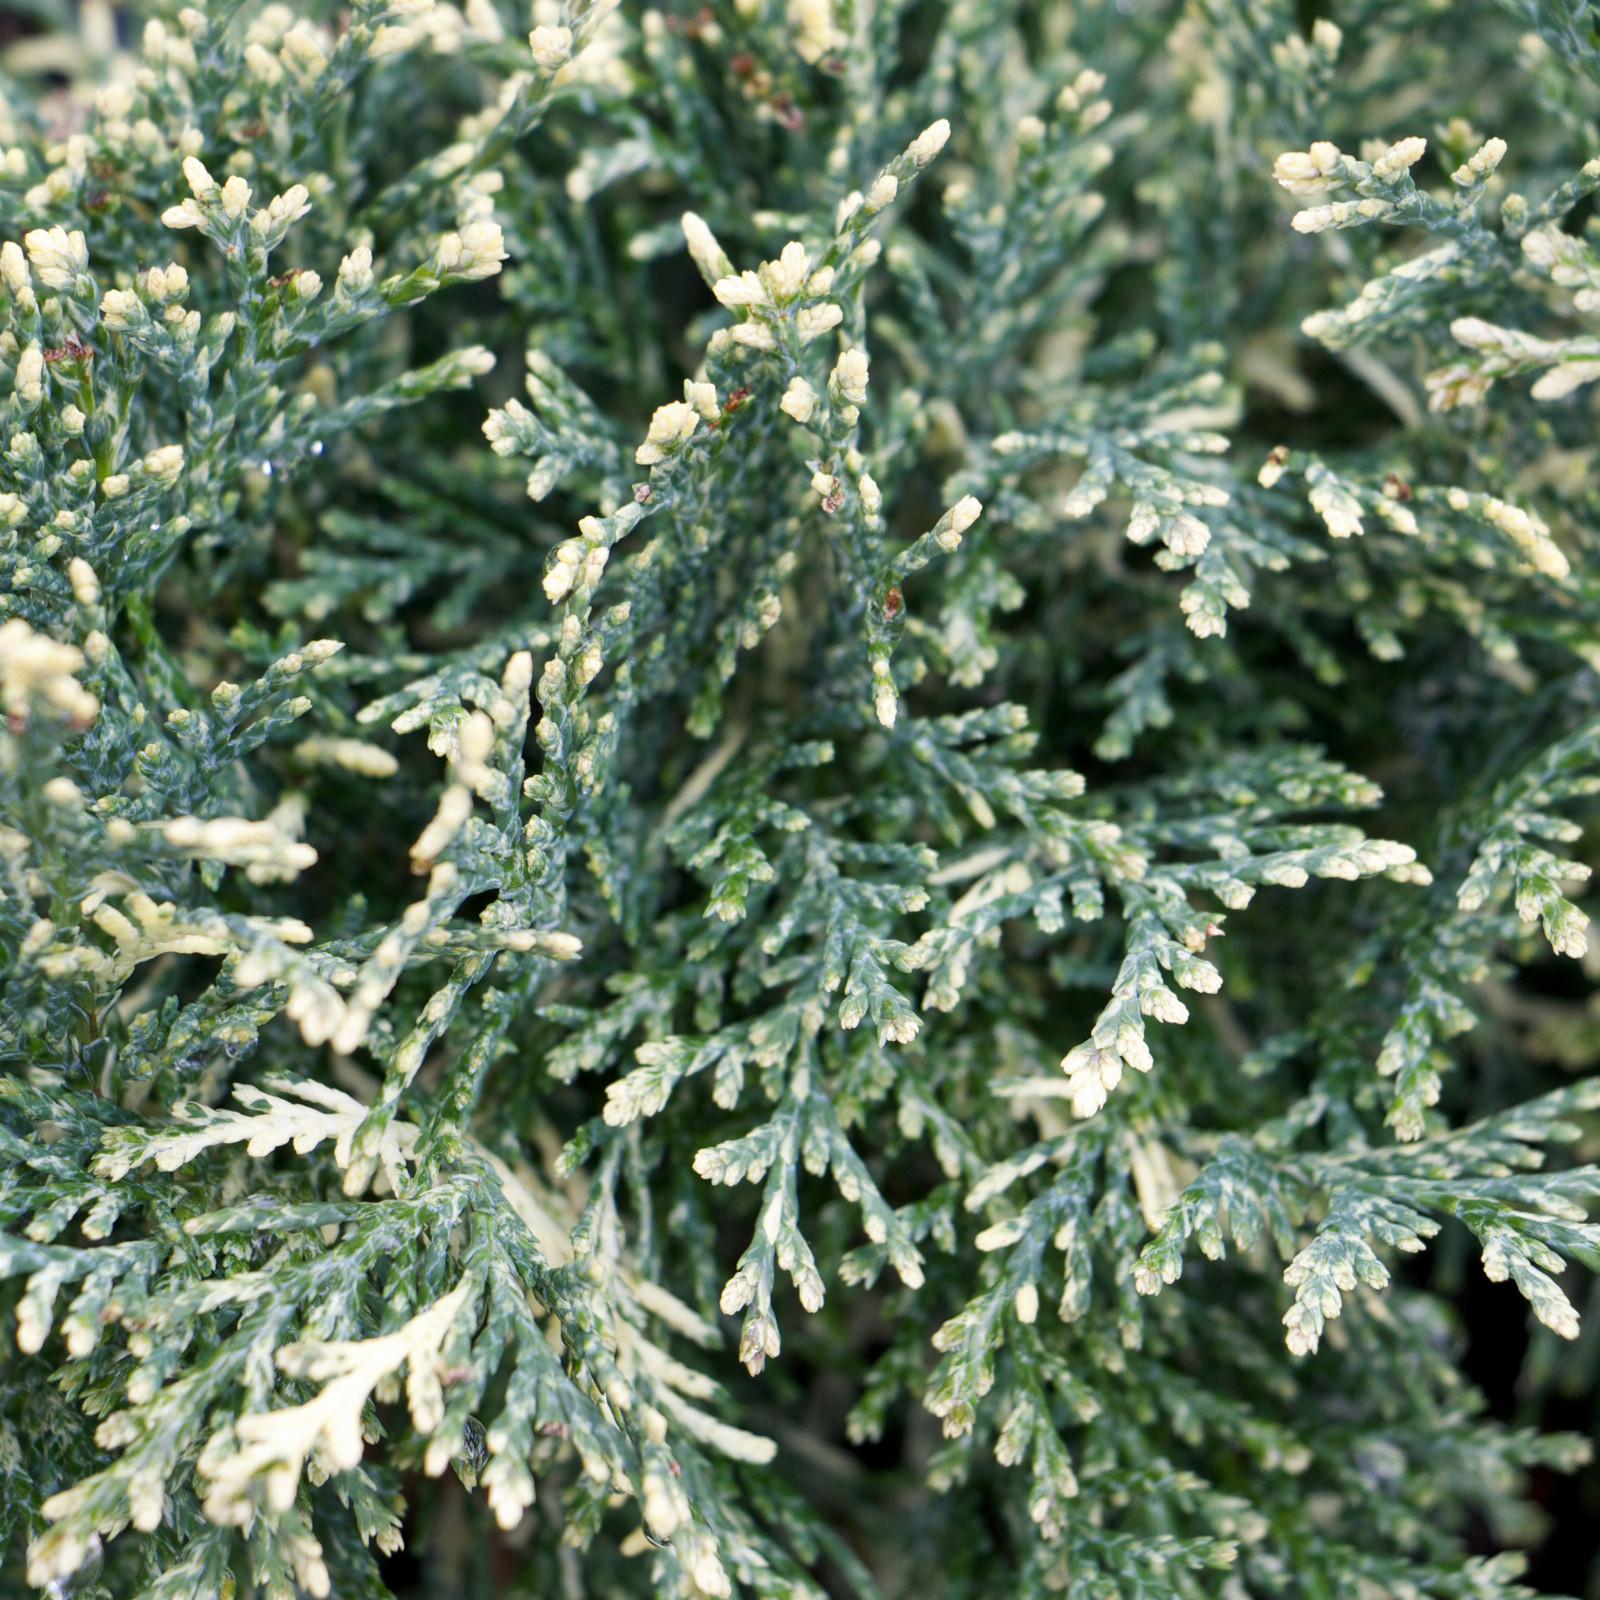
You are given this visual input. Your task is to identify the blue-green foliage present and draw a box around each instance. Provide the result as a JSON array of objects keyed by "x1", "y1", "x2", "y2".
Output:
[{"x1": 1, "y1": 1, "x2": 1600, "y2": 1598}]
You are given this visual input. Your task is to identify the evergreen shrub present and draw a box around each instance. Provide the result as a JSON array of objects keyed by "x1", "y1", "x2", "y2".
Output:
[{"x1": 2, "y1": 1, "x2": 1600, "y2": 1596}]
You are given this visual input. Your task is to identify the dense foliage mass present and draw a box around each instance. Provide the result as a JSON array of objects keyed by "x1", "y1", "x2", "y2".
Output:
[{"x1": 6, "y1": 0, "x2": 1600, "y2": 1596}]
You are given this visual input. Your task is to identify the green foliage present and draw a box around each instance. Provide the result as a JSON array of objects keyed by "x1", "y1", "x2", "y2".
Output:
[{"x1": 3, "y1": 1, "x2": 1600, "y2": 1598}]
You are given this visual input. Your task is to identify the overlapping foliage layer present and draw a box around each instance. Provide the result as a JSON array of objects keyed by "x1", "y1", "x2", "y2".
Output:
[{"x1": 2, "y1": 0, "x2": 1600, "y2": 1597}]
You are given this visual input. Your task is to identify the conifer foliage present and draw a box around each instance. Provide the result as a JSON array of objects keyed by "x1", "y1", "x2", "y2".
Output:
[{"x1": 4, "y1": 0, "x2": 1600, "y2": 1595}]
